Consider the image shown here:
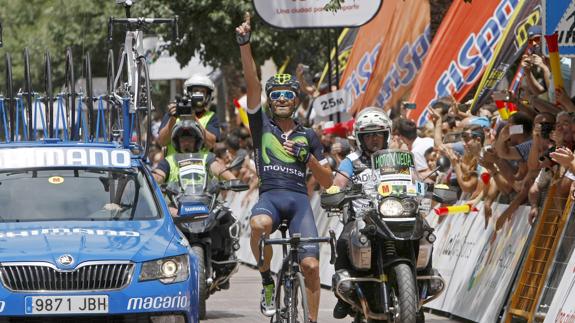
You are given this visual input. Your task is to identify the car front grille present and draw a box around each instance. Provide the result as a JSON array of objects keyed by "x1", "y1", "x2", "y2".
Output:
[{"x1": 0, "y1": 262, "x2": 134, "y2": 291}]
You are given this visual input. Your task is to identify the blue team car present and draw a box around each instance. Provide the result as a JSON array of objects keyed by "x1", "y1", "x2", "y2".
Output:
[{"x1": 0, "y1": 143, "x2": 199, "y2": 322}]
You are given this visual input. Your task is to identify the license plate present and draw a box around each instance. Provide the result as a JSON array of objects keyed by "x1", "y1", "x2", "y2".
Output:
[{"x1": 25, "y1": 295, "x2": 108, "y2": 314}]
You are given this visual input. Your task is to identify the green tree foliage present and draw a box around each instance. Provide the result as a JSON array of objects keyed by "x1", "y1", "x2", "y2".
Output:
[
  {"x1": 0, "y1": 0, "x2": 124, "y2": 92},
  {"x1": 141, "y1": 0, "x2": 331, "y2": 72}
]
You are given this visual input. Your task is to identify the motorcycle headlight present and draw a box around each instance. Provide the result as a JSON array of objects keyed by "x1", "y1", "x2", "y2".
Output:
[
  {"x1": 379, "y1": 198, "x2": 404, "y2": 217},
  {"x1": 139, "y1": 255, "x2": 189, "y2": 284},
  {"x1": 401, "y1": 198, "x2": 418, "y2": 214}
]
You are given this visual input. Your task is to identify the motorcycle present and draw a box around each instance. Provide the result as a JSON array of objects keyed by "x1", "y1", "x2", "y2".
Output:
[
  {"x1": 164, "y1": 154, "x2": 248, "y2": 319},
  {"x1": 321, "y1": 149, "x2": 455, "y2": 323}
]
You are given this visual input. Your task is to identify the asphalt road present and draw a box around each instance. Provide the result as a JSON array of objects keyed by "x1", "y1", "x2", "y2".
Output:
[{"x1": 202, "y1": 264, "x2": 460, "y2": 323}]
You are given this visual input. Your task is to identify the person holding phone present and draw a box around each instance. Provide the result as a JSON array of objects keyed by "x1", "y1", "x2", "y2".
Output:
[{"x1": 494, "y1": 112, "x2": 533, "y2": 162}]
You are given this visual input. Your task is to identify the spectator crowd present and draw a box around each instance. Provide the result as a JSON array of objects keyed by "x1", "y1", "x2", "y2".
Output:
[{"x1": 150, "y1": 24, "x2": 575, "y2": 231}]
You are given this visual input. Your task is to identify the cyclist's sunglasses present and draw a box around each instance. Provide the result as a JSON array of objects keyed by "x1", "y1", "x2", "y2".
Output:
[{"x1": 269, "y1": 90, "x2": 296, "y2": 101}]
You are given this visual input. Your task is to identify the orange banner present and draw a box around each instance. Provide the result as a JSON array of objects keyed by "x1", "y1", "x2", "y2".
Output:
[
  {"x1": 339, "y1": 0, "x2": 430, "y2": 115},
  {"x1": 407, "y1": 0, "x2": 521, "y2": 126}
]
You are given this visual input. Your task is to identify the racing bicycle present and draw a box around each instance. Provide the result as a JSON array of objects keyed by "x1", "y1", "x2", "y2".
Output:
[
  {"x1": 107, "y1": 0, "x2": 178, "y2": 157},
  {"x1": 259, "y1": 220, "x2": 337, "y2": 323}
]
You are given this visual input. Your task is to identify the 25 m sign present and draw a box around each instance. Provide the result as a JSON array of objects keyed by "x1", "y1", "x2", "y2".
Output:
[{"x1": 312, "y1": 89, "x2": 351, "y2": 117}]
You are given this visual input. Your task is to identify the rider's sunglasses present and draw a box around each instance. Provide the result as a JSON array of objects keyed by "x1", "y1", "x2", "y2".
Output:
[{"x1": 269, "y1": 90, "x2": 296, "y2": 101}]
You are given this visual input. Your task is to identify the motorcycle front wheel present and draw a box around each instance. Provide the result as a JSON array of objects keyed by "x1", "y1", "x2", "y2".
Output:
[
  {"x1": 192, "y1": 245, "x2": 207, "y2": 320},
  {"x1": 390, "y1": 263, "x2": 417, "y2": 323}
]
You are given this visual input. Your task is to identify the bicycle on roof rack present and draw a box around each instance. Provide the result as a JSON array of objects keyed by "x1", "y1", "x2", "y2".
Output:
[
  {"x1": 107, "y1": 0, "x2": 179, "y2": 158},
  {"x1": 0, "y1": 35, "x2": 98, "y2": 143}
]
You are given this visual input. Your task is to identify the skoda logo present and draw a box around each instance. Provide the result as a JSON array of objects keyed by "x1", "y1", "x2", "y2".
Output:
[{"x1": 58, "y1": 254, "x2": 74, "y2": 266}]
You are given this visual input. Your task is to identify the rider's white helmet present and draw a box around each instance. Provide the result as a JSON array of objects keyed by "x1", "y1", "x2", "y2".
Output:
[{"x1": 353, "y1": 107, "x2": 392, "y2": 153}]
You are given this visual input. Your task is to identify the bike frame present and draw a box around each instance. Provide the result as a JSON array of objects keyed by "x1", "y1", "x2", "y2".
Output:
[
  {"x1": 258, "y1": 224, "x2": 336, "y2": 323},
  {"x1": 107, "y1": 2, "x2": 178, "y2": 149}
]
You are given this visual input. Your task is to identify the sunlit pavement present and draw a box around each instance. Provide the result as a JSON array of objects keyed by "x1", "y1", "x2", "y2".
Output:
[{"x1": 203, "y1": 264, "x2": 460, "y2": 322}]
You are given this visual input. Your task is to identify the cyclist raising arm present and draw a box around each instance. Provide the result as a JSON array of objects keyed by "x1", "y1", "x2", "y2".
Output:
[{"x1": 236, "y1": 13, "x2": 332, "y2": 323}]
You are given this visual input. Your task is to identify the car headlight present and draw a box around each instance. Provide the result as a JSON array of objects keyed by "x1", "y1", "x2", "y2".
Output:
[
  {"x1": 379, "y1": 198, "x2": 404, "y2": 217},
  {"x1": 139, "y1": 255, "x2": 189, "y2": 284}
]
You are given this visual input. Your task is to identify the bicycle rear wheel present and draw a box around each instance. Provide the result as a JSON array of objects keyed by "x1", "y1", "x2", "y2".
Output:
[
  {"x1": 133, "y1": 56, "x2": 152, "y2": 157},
  {"x1": 64, "y1": 48, "x2": 76, "y2": 140},
  {"x1": 24, "y1": 48, "x2": 32, "y2": 139},
  {"x1": 290, "y1": 272, "x2": 309, "y2": 323},
  {"x1": 44, "y1": 50, "x2": 53, "y2": 138},
  {"x1": 5, "y1": 53, "x2": 13, "y2": 141}
]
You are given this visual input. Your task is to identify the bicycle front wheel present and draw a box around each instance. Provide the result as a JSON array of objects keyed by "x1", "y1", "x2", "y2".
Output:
[
  {"x1": 133, "y1": 56, "x2": 152, "y2": 157},
  {"x1": 290, "y1": 272, "x2": 309, "y2": 323}
]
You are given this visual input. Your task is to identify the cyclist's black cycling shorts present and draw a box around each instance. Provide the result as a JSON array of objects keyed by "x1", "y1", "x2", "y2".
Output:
[{"x1": 251, "y1": 189, "x2": 319, "y2": 260}]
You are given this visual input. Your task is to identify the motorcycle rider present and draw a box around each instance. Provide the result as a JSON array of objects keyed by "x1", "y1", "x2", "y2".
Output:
[
  {"x1": 330, "y1": 107, "x2": 437, "y2": 319},
  {"x1": 236, "y1": 14, "x2": 333, "y2": 323},
  {"x1": 153, "y1": 119, "x2": 234, "y2": 187},
  {"x1": 157, "y1": 74, "x2": 221, "y2": 155},
  {"x1": 331, "y1": 107, "x2": 392, "y2": 318}
]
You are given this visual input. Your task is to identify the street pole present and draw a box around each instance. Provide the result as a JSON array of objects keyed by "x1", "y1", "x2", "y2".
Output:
[
  {"x1": 327, "y1": 28, "x2": 333, "y2": 122},
  {"x1": 335, "y1": 28, "x2": 341, "y2": 123}
]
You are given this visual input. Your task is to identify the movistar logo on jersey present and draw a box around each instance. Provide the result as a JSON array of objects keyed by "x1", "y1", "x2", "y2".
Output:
[
  {"x1": 262, "y1": 133, "x2": 307, "y2": 164},
  {"x1": 261, "y1": 133, "x2": 307, "y2": 177}
]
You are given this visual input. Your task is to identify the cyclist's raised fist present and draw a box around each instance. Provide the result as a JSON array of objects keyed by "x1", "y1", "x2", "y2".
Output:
[{"x1": 236, "y1": 12, "x2": 251, "y2": 46}]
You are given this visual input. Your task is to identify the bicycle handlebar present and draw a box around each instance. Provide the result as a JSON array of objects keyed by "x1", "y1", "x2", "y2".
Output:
[
  {"x1": 257, "y1": 230, "x2": 338, "y2": 268},
  {"x1": 108, "y1": 16, "x2": 180, "y2": 43}
]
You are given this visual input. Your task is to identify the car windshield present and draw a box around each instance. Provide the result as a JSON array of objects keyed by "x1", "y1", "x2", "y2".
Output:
[{"x1": 0, "y1": 168, "x2": 160, "y2": 222}]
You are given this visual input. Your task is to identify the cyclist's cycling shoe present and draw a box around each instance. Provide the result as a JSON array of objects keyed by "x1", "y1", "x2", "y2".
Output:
[
  {"x1": 333, "y1": 299, "x2": 351, "y2": 319},
  {"x1": 260, "y1": 283, "x2": 276, "y2": 317}
]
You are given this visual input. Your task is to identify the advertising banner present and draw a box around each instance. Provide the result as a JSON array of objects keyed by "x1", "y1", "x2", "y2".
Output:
[
  {"x1": 253, "y1": 0, "x2": 382, "y2": 29},
  {"x1": 424, "y1": 202, "x2": 532, "y2": 323},
  {"x1": 407, "y1": 0, "x2": 521, "y2": 126},
  {"x1": 471, "y1": 1, "x2": 542, "y2": 113},
  {"x1": 339, "y1": 0, "x2": 431, "y2": 115},
  {"x1": 318, "y1": 28, "x2": 359, "y2": 88},
  {"x1": 543, "y1": 0, "x2": 575, "y2": 57}
]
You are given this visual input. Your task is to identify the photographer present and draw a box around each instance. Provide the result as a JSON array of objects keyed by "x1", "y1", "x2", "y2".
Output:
[{"x1": 158, "y1": 74, "x2": 221, "y2": 155}]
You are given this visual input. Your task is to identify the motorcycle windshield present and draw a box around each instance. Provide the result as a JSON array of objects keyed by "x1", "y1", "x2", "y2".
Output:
[
  {"x1": 370, "y1": 149, "x2": 424, "y2": 197},
  {"x1": 175, "y1": 154, "x2": 208, "y2": 195}
]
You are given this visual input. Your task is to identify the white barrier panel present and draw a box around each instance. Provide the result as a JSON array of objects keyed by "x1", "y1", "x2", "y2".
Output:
[
  {"x1": 424, "y1": 202, "x2": 532, "y2": 323},
  {"x1": 544, "y1": 248, "x2": 575, "y2": 322}
]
